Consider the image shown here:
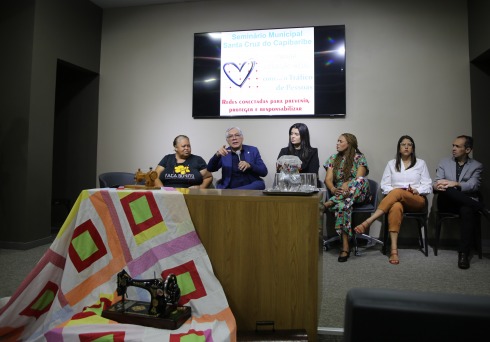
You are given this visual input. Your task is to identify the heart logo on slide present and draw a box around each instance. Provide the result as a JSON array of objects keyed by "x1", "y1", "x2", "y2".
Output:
[{"x1": 223, "y1": 60, "x2": 256, "y2": 87}]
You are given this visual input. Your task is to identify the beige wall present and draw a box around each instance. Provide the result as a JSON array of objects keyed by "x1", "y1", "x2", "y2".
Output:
[{"x1": 97, "y1": 0, "x2": 471, "y2": 234}]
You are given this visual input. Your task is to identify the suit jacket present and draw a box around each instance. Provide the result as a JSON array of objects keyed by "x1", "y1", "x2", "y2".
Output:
[
  {"x1": 207, "y1": 144, "x2": 268, "y2": 189},
  {"x1": 434, "y1": 156, "x2": 482, "y2": 197}
]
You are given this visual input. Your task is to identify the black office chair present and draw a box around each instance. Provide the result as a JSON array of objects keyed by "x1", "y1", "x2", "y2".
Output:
[
  {"x1": 344, "y1": 287, "x2": 490, "y2": 342},
  {"x1": 99, "y1": 172, "x2": 139, "y2": 188},
  {"x1": 382, "y1": 196, "x2": 429, "y2": 256},
  {"x1": 323, "y1": 179, "x2": 383, "y2": 256},
  {"x1": 433, "y1": 192, "x2": 483, "y2": 259}
]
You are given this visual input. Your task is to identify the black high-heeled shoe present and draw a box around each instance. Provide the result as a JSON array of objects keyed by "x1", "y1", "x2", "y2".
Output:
[{"x1": 338, "y1": 250, "x2": 351, "y2": 262}]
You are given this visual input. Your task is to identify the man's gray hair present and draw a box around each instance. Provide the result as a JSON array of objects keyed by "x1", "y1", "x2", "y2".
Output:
[{"x1": 225, "y1": 127, "x2": 243, "y2": 138}]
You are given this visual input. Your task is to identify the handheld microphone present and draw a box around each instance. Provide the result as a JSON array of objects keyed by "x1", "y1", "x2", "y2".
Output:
[{"x1": 236, "y1": 150, "x2": 241, "y2": 161}]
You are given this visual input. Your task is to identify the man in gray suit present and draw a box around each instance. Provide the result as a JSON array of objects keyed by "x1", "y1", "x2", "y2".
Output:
[{"x1": 434, "y1": 135, "x2": 489, "y2": 269}]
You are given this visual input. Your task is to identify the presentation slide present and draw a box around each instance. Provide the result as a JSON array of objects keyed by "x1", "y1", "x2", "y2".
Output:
[{"x1": 220, "y1": 27, "x2": 315, "y2": 116}]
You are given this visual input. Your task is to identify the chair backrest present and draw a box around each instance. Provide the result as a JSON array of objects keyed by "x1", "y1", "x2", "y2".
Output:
[
  {"x1": 325, "y1": 178, "x2": 378, "y2": 213},
  {"x1": 354, "y1": 178, "x2": 378, "y2": 213},
  {"x1": 99, "y1": 172, "x2": 137, "y2": 188},
  {"x1": 344, "y1": 287, "x2": 490, "y2": 342}
]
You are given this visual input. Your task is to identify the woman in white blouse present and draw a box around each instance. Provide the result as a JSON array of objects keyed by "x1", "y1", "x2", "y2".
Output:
[{"x1": 354, "y1": 135, "x2": 432, "y2": 265}]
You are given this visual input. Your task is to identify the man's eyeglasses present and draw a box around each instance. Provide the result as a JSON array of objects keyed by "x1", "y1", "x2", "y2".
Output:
[
  {"x1": 226, "y1": 134, "x2": 242, "y2": 139},
  {"x1": 400, "y1": 143, "x2": 413, "y2": 147}
]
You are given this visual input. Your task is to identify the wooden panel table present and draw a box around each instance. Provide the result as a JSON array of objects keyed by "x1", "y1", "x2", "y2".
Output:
[{"x1": 184, "y1": 189, "x2": 323, "y2": 341}]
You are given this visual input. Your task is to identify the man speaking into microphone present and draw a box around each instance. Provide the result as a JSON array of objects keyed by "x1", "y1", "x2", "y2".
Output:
[{"x1": 207, "y1": 126, "x2": 268, "y2": 189}]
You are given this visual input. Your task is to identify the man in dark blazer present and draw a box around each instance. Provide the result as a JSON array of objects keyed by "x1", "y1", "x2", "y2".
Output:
[
  {"x1": 434, "y1": 135, "x2": 489, "y2": 269},
  {"x1": 208, "y1": 126, "x2": 268, "y2": 190}
]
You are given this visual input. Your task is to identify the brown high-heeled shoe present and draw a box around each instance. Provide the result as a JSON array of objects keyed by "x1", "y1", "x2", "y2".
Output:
[{"x1": 354, "y1": 221, "x2": 370, "y2": 234}]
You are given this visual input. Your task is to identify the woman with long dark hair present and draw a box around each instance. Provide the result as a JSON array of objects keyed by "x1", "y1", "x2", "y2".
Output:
[
  {"x1": 276, "y1": 123, "x2": 319, "y2": 175},
  {"x1": 324, "y1": 133, "x2": 370, "y2": 262},
  {"x1": 354, "y1": 135, "x2": 432, "y2": 264}
]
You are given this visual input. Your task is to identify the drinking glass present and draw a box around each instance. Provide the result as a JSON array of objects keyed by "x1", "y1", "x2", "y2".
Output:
[{"x1": 300, "y1": 173, "x2": 317, "y2": 191}]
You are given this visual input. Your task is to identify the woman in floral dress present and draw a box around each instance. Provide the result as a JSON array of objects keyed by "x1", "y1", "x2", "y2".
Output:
[{"x1": 323, "y1": 133, "x2": 370, "y2": 262}]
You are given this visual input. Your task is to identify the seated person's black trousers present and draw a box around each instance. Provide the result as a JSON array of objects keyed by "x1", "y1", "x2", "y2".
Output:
[{"x1": 437, "y1": 187, "x2": 484, "y2": 254}]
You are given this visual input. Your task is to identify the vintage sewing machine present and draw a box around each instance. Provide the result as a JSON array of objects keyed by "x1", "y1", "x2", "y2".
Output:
[
  {"x1": 135, "y1": 168, "x2": 158, "y2": 187},
  {"x1": 102, "y1": 269, "x2": 191, "y2": 329},
  {"x1": 124, "y1": 168, "x2": 160, "y2": 189}
]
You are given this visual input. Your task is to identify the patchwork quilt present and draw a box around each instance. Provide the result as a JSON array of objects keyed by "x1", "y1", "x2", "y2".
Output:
[{"x1": 0, "y1": 189, "x2": 236, "y2": 341}]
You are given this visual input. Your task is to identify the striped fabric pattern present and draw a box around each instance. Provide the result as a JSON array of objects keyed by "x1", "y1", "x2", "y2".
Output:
[{"x1": 0, "y1": 189, "x2": 236, "y2": 341}]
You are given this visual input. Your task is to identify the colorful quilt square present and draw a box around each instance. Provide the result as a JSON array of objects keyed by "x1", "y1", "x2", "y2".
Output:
[
  {"x1": 20, "y1": 281, "x2": 58, "y2": 319},
  {"x1": 162, "y1": 261, "x2": 207, "y2": 305},
  {"x1": 170, "y1": 329, "x2": 211, "y2": 342},
  {"x1": 120, "y1": 192, "x2": 167, "y2": 244},
  {"x1": 69, "y1": 220, "x2": 108, "y2": 273},
  {"x1": 79, "y1": 331, "x2": 125, "y2": 341}
]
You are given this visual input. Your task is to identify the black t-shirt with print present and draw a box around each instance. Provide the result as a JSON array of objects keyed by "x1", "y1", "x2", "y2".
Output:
[{"x1": 158, "y1": 154, "x2": 207, "y2": 188}]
